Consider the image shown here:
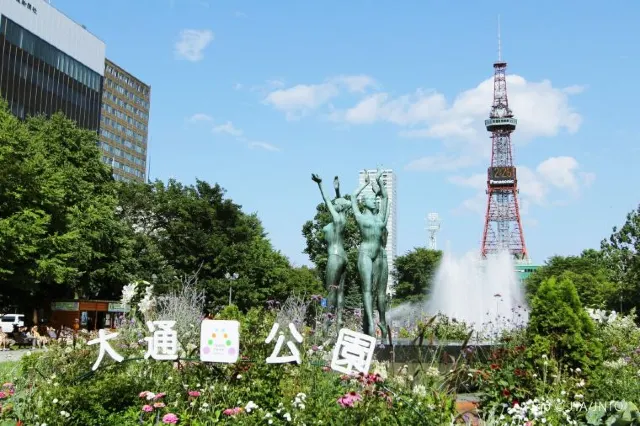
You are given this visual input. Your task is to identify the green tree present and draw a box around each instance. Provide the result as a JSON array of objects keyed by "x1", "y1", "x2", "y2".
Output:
[
  {"x1": 0, "y1": 103, "x2": 135, "y2": 311},
  {"x1": 526, "y1": 276, "x2": 602, "y2": 373},
  {"x1": 118, "y1": 179, "x2": 319, "y2": 311},
  {"x1": 525, "y1": 249, "x2": 616, "y2": 309},
  {"x1": 392, "y1": 248, "x2": 442, "y2": 305},
  {"x1": 601, "y1": 204, "x2": 640, "y2": 313},
  {"x1": 301, "y1": 196, "x2": 362, "y2": 308}
]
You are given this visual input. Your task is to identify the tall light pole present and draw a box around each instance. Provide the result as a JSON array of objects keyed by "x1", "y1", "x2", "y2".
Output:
[
  {"x1": 427, "y1": 212, "x2": 441, "y2": 250},
  {"x1": 225, "y1": 272, "x2": 239, "y2": 306}
]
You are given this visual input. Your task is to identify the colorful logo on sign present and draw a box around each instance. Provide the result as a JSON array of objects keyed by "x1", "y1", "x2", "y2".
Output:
[{"x1": 200, "y1": 320, "x2": 240, "y2": 363}]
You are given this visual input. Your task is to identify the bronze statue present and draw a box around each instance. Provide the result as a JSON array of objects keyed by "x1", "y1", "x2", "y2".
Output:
[
  {"x1": 351, "y1": 169, "x2": 390, "y2": 338},
  {"x1": 311, "y1": 174, "x2": 350, "y2": 329}
]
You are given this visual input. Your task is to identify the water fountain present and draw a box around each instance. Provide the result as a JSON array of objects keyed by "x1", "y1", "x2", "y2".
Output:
[
  {"x1": 425, "y1": 250, "x2": 529, "y2": 333},
  {"x1": 387, "y1": 249, "x2": 529, "y2": 351}
]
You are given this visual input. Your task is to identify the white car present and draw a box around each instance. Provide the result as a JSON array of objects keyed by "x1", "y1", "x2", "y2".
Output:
[{"x1": 0, "y1": 314, "x2": 25, "y2": 333}]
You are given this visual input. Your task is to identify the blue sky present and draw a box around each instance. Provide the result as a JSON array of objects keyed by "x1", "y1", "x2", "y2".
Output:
[{"x1": 55, "y1": 0, "x2": 639, "y2": 266}]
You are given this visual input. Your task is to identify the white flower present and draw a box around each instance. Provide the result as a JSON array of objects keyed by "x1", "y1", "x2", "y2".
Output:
[
  {"x1": 424, "y1": 366, "x2": 440, "y2": 377},
  {"x1": 283, "y1": 412, "x2": 292, "y2": 421},
  {"x1": 60, "y1": 410, "x2": 71, "y2": 418},
  {"x1": 237, "y1": 374, "x2": 242, "y2": 379},
  {"x1": 52, "y1": 398, "x2": 59, "y2": 404},
  {"x1": 371, "y1": 360, "x2": 388, "y2": 380},
  {"x1": 245, "y1": 401, "x2": 258, "y2": 413},
  {"x1": 412, "y1": 384, "x2": 427, "y2": 397},
  {"x1": 146, "y1": 392, "x2": 156, "y2": 400},
  {"x1": 576, "y1": 379, "x2": 585, "y2": 388},
  {"x1": 121, "y1": 282, "x2": 138, "y2": 307}
]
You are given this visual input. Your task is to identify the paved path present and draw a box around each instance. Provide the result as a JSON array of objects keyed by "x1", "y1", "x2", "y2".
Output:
[{"x1": 0, "y1": 349, "x2": 35, "y2": 364}]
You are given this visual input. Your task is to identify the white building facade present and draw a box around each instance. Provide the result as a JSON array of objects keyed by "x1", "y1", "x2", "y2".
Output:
[
  {"x1": 0, "y1": 0, "x2": 105, "y2": 74},
  {"x1": 357, "y1": 169, "x2": 397, "y2": 295}
]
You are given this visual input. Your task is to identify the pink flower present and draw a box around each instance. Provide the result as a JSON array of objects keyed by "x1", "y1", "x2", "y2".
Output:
[
  {"x1": 162, "y1": 413, "x2": 179, "y2": 424},
  {"x1": 142, "y1": 405, "x2": 153, "y2": 412},
  {"x1": 139, "y1": 391, "x2": 150, "y2": 398},
  {"x1": 1, "y1": 383, "x2": 13, "y2": 389},
  {"x1": 154, "y1": 392, "x2": 167, "y2": 400},
  {"x1": 0, "y1": 391, "x2": 7, "y2": 400},
  {"x1": 223, "y1": 407, "x2": 243, "y2": 416},
  {"x1": 188, "y1": 390, "x2": 201, "y2": 398},
  {"x1": 154, "y1": 402, "x2": 166, "y2": 408},
  {"x1": 337, "y1": 391, "x2": 362, "y2": 408}
]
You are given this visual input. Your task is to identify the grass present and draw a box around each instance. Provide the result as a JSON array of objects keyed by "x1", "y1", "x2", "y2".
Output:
[{"x1": 0, "y1": 360, "x2": 19, "y2": 383}]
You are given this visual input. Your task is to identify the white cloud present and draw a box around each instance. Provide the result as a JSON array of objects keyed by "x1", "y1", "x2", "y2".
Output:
[
  {"x1": 263, "y1": 75, "x2": 376, "y2": 119},
  {"x1": 536, "y1": 156, "x2": 595, "y2": 193},
  {"x1": 235, "y1": 10, "x2": 247, "y2": 18},
  {"x1": 174, "y1": 29, "x2": 214, "y2": 62},
  {"x1": 449, "y1": 156, "x2": 595, "y2": 216},
  {"x1": 208, "y1": 120, "x2": 280, "y2": 152},
  {"x1": 406, "y1": 154, "x2": 476, "y2": 172},
  {"x1": 188, "y1": 113, "x2": 213, "y2": 123},
  {"x1": 213, "y1": 121, "x2": 243, "y2": 137},
  {"x1": 331, "y1": 75, "x2": 377, "y2": 93},
  {"x1": 342, "y1": 75, "x2": 582, "y2": 144},
  {"x1": 249, "y1": 142, "x2": 280, "y2": 151},
  {"x1": 264, "y1": 83, "x2": 340, "y2": 119}
]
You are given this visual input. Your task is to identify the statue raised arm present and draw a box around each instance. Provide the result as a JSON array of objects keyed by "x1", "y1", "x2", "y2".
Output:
[
  {"x1": 311, "y1": 173, "x2": 351, "y2": 330},
  {"x1": 351, "y1": 170, "x2": 389, "y2": 338}
]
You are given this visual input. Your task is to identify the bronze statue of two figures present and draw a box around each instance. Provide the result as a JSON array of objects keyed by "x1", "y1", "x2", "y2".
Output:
[{"x1": 311, "y1": 169, "x2": 390, "y2": 339}]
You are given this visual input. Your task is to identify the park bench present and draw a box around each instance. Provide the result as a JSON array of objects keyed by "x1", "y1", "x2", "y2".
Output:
[{"x1": 11, "y1": 333, "x2": 34, "y2": 348}]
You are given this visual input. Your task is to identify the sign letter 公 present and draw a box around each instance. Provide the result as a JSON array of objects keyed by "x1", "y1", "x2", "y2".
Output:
[
  {"x1": 265, "y1": 322, "x2": 303, "y2": 364},
  {"x1": 144, "y1": 320, "x2": 179, "y2": 360},
  {"x1": 330, "y1": 328, "x2": 376, "y2": 375},
  {"x1": 200, "y1": 319, "x2": 240, "y2": 363},
  {"x1": 87, "y1": 329, "x2": 124, "y2": 371}
]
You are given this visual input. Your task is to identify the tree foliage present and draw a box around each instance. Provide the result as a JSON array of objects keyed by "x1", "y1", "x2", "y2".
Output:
[
  {"x1": 601, "y1": 204, "x2": 640, "y2": 312},
  {"x1": 301, "y1": 196, "x2": 363, "y2": 308},
  {"x1": 526, "y1": 276, "x2": 602, "y2": 373},
  {"x1": 0, "y1": 102, "x2": 134, "y2": 311},
  {"x1": 392, "y1": 248, "x2": 442, "y2": 305},
  {"x1": 524, "y1": 249, "x2": 616, "y2": 309},
  {"x1": 118, "y1": 179, "x2": 322, "y2": 312}
]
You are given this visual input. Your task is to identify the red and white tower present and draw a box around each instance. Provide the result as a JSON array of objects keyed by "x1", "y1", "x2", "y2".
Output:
[{"x1": 480, "y1": 31, "x2": 528, "y2": 260}]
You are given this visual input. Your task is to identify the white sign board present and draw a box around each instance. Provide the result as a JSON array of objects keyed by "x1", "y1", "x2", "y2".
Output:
[{"x1": 199, "y1": 320, "x2": 240, "y2": 363}]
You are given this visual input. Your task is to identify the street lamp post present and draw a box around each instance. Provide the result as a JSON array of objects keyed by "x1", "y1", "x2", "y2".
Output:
[{"x1": 225, "y1": 273, "x2": 239, "y2": 306}]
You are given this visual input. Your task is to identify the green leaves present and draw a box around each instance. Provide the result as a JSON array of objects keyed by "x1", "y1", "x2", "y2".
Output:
[
  {"x1": 0, "y1": 101, "x2": 134, "y2": 307},
  {"x1": 392, "y1": 248, "x2": 442, "y2": 305},
  {"x1": 118, "y1": 179, "x2": 321, "y2": 311}
]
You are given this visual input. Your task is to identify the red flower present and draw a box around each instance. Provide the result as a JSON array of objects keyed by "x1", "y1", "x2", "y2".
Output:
[
  {"x1": 502, "y1": 388, "x2": 511, "y2": 397},
  {"x1": 490, "y1": 364, "x2": 500, "y2": 370}
]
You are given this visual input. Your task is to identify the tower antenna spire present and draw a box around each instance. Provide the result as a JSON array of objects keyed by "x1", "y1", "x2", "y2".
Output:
[{"x1": 497, "y1": 15, "x2": 502, "y2": 62}]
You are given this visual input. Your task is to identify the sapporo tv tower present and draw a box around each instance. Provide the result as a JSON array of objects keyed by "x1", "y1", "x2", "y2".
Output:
[{"x1": 480, "y1": 22, "x2": 528, "y2": 261}]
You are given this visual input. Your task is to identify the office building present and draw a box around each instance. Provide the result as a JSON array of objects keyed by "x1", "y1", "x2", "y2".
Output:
[
  {"x1": 358, "y1": 169, "x2": 398, "y2": 295},
  {"x1": 0, "y1": 0, "x2": 105, "y2": 130},
  {"x1": 99, "y1": 58, "x2": 150, "y2": 182}
]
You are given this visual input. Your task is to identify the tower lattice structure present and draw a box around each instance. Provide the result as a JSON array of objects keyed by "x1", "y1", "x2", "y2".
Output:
[{"x1": 480, "y1": 53, "x2": 528, "y2": 260}]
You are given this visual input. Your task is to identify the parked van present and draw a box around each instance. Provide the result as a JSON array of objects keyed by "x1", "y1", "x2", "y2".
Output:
[{"x1": 0, "y1": 314, "x2": 25, "y2": 333}]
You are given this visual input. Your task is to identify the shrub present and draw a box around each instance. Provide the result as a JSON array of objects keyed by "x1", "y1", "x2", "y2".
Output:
[{"x1": 526, "y1": 276, "x2": 602, "y2": 373}]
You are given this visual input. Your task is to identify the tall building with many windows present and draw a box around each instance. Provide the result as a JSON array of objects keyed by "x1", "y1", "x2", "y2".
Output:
[
  {"x1": 0, "y1": 0, "x2": 105, "y2": 130},
  {"x1": 98, "y1": 59, "x2": 150, "y2": 182},
  {"x1": 357, "y1": 169, "x2": 398, "y2": 295}
]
